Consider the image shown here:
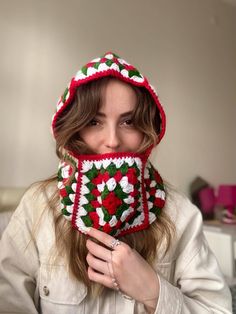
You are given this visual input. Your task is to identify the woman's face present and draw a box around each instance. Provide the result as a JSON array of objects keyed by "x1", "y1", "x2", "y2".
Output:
[{"x1": 79, "y1": 79, "x2": 144, "y2": 154}]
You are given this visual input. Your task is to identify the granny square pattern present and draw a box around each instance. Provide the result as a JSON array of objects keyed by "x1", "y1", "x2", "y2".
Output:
[{"x1": 58, "y1": 152, "x2": 165, "y2": 237}]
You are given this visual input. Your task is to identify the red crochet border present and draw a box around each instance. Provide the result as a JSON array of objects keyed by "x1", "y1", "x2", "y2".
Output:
[{"x1": 69, "y1": 150, "x2": 148, "y2": 162}]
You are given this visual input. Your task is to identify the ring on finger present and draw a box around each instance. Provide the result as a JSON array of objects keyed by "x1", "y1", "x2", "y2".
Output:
[{"x1": 110, "y1": 239, "x2": 121, "y2": 250}]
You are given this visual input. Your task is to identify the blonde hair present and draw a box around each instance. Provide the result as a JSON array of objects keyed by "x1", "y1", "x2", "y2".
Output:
[{"x1": 43, "y1": 77, "x2": 175, "y2": 293}]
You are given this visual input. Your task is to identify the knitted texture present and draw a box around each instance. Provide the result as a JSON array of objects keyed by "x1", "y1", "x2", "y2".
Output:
[
  {"x1": 58, "y1": 152, "x2": 165, "y2": 237},
  {"x1": 52, "y1": 51, "x2": 166, "y2": 146}
]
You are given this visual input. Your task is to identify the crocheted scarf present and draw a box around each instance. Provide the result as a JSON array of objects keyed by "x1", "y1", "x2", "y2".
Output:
[{"x1": 58, "y1": 151, "x2": 165, "y2": 237}]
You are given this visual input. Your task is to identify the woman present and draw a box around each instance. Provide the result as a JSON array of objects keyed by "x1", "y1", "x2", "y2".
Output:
[{"x1": 0, "y1": 52, "x2": 232, "y2": 313}]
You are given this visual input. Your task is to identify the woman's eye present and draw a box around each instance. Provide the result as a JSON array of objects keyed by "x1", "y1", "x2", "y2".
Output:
[
  {"x1": 88, "y1": 119, "x2": 99, "y2": 126},
  {"x1": 123, "y1": 119, "x2": 133, "y2": 126}
]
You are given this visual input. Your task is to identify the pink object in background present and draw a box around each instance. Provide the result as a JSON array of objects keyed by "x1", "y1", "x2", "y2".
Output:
[
  {"x1": 216, "y1": 185, "x2": 236, "y2": 224},
  {"x1": 216, "y1": 185, "x2": 236, "y2": 215},
  {"x1": 198, "y1": 187, "x2": 216, "y2": 217}
]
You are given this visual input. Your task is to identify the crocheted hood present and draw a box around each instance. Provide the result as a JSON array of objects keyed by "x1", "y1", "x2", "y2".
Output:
[{"x1": 51, "y1": 51, "x2": 166, "y2": 144}]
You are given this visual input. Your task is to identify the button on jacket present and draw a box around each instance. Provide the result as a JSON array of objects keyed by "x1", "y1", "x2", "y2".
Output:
[{"x1": 0, "y1": 183, "x2": 232, "y2": 313}]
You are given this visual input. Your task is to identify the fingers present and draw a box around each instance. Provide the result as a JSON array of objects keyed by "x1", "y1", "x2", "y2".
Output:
[
  {"x1": 86, "y1": 252, "x2": 112, "y2": 276},
  {"x1": 85, "y1": 228, "x2": 128, "y2": 291},
  {"x1": 87, "y1": 266, "x2": 114, "y2": 289},
  {"x1": 86, "y1": 239, "x2": 112, "y2": 261},
  {"x1": 87, "y1": 227, "x2": 115, "y2": 249}
]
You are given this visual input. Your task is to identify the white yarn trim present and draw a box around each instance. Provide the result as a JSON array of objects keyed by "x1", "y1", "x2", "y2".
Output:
[
  {"x1": 80, "y1": 195, "x2": 89, "y2": 206},
  {"x1": 109, "y1": 215, "x2": 118, "y2": 227},
  {"x1": 149, "y1": 212, "x2": 156, "y2": 224},
  {"x1": 150, "y1": 181, "x2": 156, "y2": 188},
  {"x1": 57, "y1": 101, "x2": 64, "y2": 111},
  {"x1": 106, "y1": 177, "x2": 117, "y2": 191},
  {"x1": 69, "y1": 194, "x2": 75, "y2": 202},
  {"x1": 79, "y1": 207, "x2": 87, "y2": 216},
  {"x1": 120, "y1": 207, "x2": 134, "y2": 222},
  {"x1": 113, "y1": 158, "x2": 124, "y2": 168},
  {"x1": 71, "y1": 183, "x2": 77, "y2": 192},
  {"x1": 87, "y1": 66, "x2": 98, "y2": 76},
  {"x1": 97, "y1": 182, "x2": 105, "y2": 192},
  {"x1": 121, "y1": 69, "x2": 129, "y2": 78},
  {"x1": 61, "y1": 165, "x2": 71, "y2": 179},
  {"x1": 81, "y1": 175, "x2": 90, "y2": 184},
  {"x1": 81, "y1": 160, "x2": 93, "y2": 172},
  {"x1": 96, "y1": 207, "x2": 106, "y2": 226},
  {"x1": 155, "y1": 189, "x2": 165, "y2": 200},
  {"x1": 91, "y1": 57, "x2": 101, "y2": 63},
  {"x1": 81, "y1": 185, "x2": 90, "y2": 194},
  {"x1": 74, "y1": 70, "x2": 86, "y2": 81},
  {"x1": 102, "y1": 159, "x2": 111, "y2": 168},
  {"x1": 105, "y1": 53, "x2": 114, "y2": 59},
  {"x1": 98, "y1": 63, "x2": 110, "y2": 72},
  {"x1": 94, "y1": 160, "x2": 102, "y2": 169},
  {"x1": 131, "y1": 76, "x2": 144, "y2": 83},
  {"x1": 123, "y1": 196, "x2": 134, "y2": 204},
  {"x1": 119, "y1": 177, "x2": 134, "y2": 193}
]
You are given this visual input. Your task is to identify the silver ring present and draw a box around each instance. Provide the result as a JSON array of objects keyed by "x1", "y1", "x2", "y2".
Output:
[{"x1": 110, "y1": 239, "x2": 121, "y2": 250}]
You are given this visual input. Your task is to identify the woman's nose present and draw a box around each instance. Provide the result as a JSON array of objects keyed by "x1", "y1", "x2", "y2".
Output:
[{"x1": 105, "y1": 127, "x2": 121, "y2": 151}]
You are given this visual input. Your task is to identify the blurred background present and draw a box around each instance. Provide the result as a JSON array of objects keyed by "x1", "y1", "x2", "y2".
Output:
[{"x1": 0, "y1": 0, "x2": 235, "y2": 196}]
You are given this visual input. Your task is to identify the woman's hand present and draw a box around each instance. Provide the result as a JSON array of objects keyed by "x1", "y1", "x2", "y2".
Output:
[{"x1": 86, "y1": 227, "x2": 159, "y2": 311}]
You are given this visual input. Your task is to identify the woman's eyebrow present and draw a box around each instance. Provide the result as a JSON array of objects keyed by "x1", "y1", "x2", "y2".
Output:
[
  {"x1": 96, "y1": 111, "x2": 133, "y2": 118},
  {"x1": 120, "y1": 111, "x2": 133, "y2": 118}
]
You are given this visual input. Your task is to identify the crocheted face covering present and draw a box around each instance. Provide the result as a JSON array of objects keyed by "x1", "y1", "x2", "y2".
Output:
[
  {"x1": 58, "y1": 151, "x2": 165, "y2": 237},
  {"x1": 53, "y1": 52, "x2": 166, "y2": 236}
]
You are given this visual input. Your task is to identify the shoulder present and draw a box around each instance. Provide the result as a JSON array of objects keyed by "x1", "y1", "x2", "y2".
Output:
[
  {"x1": 3, "y1": 180, "x2": 58, "y2": 243},
  {"x1": 164, "y1": 184, "x2": 204, "y2": 258},
  {"x1": 164, "y1": 183, "x2": 201, "y2": 223},
  {"x1": 13, "y1": 180, "x2": 58, "y2": 221},
  {"x1": 1, "y1": 180, "x2": 59, "y2": 261}
]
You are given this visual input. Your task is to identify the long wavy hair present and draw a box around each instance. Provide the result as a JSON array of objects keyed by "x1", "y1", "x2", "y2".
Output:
[{"x1": 41, "y1": 77, "x2": 175, "y2": 293}]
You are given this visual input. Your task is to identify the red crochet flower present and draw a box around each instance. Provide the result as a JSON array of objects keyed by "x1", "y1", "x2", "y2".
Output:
[
  {"x1": 102, "y1": 171, "x2": 110, "y2": 182},
  {"x1": 149, "y1": 187, "x2": 156, "y2": 196},
  {"x1": 60, "y1": 188, "x2": 68, "y2": 198},
  {"x1": 154, "y1": 171, "x2": 162, "y2": 183},
  {"x1": 126, "y1": 168, "x2": 138, "y2": 184},
  {"x1": 91, "y1": 200, "x2": 101, "y2": 208},
  {"x1": 102, "y1": 192, "x2": 122, "y2": 215},
  {"x1": 130, "y1": 189, "x2": 139, "y2": 197},
  {"x1": 91, "y1": 188, "x2": 100, "y2": 197},
  {"x1": 154, "y1": 198, "x2": 165, "y2": 208},
  {"x1": 89, "y1": 212, "x2": 99, "y2": 228},
  {"x1": 130, "y1": 199, "x2": 139, "y2": 209},
  {"x1": 115, "y1": 220, "x2": 122, "y2": 229},
  {"x1": 103, "y1": 223, "x2": 112, "y2": 234},
  {"x1": 113, "y1": 170, "x2": 123, "y2": 182},
  {"x1": 92, "y1": 173, "x2": 104, "y2": 185},
  {"x1": 144, "y1": 178, "x2": 151, "y2": 187}
]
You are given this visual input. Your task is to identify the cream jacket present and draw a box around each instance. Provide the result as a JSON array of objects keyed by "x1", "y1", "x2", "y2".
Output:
[{"x1": 0, "y1": 184, "x2": 232, "y2": 314}]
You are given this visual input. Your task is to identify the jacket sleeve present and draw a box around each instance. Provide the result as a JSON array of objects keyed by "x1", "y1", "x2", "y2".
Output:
[
  {"x1": 0, "y1": 190, "x2": 40, "y2": 314},
  {"x1": 154, "y1": 194, "x2": 232, "y2": 314}
]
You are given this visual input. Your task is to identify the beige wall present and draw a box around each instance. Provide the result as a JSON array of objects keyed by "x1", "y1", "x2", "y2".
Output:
[{"x1": 0, "y1": 0, "x2": 235, "y2": 195}]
